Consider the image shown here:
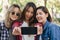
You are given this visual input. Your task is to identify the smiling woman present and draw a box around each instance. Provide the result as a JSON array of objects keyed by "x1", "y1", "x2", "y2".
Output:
[
  {"x1": 35, "y1": 6, "x2": 60, "y2": 40},
  {"x1": 5, "y1": 4, "x2": 21, "y2": 28},
  {"x1": 0, "y1": 4, "x2": 21, "y2": 40}
]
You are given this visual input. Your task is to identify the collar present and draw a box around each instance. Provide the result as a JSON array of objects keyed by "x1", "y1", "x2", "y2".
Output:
[{"x1": 43, "y1": 20, "x2": 50, "y2": 30}]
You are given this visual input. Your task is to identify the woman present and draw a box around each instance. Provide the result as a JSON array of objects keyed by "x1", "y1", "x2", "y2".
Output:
[
  {"x1": 12, "y1": 2, "x2": 38, "y2": 40},
  {"x1": 35, "y1": 6, "x2": 60, "y2": 40},
  {"x1": 0, "y1": 4, "x2": 21, "y2": 40}
]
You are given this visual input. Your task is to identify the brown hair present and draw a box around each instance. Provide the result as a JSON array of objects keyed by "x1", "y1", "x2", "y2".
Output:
[
  {"x1": 5, "y1": 4, "x2": 21, "y2": 28},
  {"x1": 20, "y1": 2, "x2": 36, "y2": 26}
]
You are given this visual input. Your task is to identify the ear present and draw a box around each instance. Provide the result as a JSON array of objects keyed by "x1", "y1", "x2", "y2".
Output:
[{"x1": 45, "y1": 13, "x2": 48, "y2": 18}]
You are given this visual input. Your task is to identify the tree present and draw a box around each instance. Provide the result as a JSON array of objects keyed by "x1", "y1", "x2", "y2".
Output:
[{"x1": 44, "y1": 0, "x2": 47, "y2": 7}]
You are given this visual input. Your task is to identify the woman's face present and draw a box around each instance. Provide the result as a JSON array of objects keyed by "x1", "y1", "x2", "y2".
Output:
[
  {"x1": 9, "y1": 7, "x2": 20, "y2": 21},
  {"x1": 25, "y1": 7, "x2": 34, "y2": 21},
  {"x1": 36, "y1": 9, "x2": 48, "y2": 23}
]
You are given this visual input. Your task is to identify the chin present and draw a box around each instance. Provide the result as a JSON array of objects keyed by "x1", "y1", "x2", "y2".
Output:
[
  {"x1": 13, "y1": 19, "x2": 16, "y2": 21},
  {"x1": 38, "y1": 20, "x2": 43, "y2": 23}
]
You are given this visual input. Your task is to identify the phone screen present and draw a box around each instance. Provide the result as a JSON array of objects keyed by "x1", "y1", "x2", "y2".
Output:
[{"x1": 21, "y1": 27, "x2": 37, "y2": 35}]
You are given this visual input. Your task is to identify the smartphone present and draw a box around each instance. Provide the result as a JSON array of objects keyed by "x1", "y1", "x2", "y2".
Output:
[{"x1": 21, "y1": 27, "x2": 37, "y2": 35}]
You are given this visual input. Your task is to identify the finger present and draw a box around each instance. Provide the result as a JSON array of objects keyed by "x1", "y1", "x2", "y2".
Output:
[{"x1": 17, "y1": 27, "x2": 22, "y2": 34}]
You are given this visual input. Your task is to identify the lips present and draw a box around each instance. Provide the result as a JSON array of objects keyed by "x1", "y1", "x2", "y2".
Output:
[
  {"x1": 26, "y1": 15, "x2": 31, "y2": 18},
  {"x1": 13, "y1": 16, "x2": 17, "y2": 18},
  {"x1": 37, "y1": 17, "x2": 42, "y2": 21}
]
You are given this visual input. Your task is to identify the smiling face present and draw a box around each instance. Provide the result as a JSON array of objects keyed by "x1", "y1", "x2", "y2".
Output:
[
  {"x1": 25, "y1": 7, "x2": 34, "y2": 21},
  {"x1": 9, "y1": 7, "x2": 20, "y2": 21},
  {"x1": 36, "y1": 9, "x2": 48, "y2": 24}
]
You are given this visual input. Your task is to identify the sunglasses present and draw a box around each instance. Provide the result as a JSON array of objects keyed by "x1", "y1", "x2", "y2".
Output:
[{"x1": 11, "y1": 12, "x2": 20, "y2": 16}]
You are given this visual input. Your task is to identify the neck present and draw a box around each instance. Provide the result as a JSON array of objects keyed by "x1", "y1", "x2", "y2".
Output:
[
  {"x1": 24, "y1": 19, "x2": 29, "y2": 23},
  {"x1": 43, "y1": 19, "x2": 47, "y2": 25}
]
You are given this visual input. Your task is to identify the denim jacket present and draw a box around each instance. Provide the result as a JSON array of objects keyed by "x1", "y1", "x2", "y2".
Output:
[{"x1": 39, "y1": 20, "x2": 60, "y2": 40}]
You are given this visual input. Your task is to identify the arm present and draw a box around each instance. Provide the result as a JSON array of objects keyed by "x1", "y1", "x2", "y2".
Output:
[{"x1": 12, "y1": 21, "x2": 22, "y2": 35}]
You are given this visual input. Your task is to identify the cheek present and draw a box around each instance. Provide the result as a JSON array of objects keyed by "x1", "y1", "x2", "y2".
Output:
[
  {"x1": 25, "y1": 12, "x2": 28, "y2": 16},
  {"x1": 11, "y1": 17, "x2": 18, "y2": 20},
  {"x1": 9, "y1": 15, "x2": 18, "y2": 20},
  {"x1": 36, "y1": 15, "x2": 40, "y2": 19},
  {"x1": 9, "y1": 14, "x2": 12, "y2": 19},
  {"x1": 31, "y1": 14, "x2": 33, "y2": 17},
  {"x1": 36, "y1": 15, "x2": 45, "y2": 21},
  {"x1": 42, "y1": 15, "x2": 47, "y2": 20}
]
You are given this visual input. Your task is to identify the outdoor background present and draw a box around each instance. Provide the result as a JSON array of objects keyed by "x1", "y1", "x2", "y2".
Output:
[{"x1": 0, "y1": 0, "x2": 60, "y2": 25}]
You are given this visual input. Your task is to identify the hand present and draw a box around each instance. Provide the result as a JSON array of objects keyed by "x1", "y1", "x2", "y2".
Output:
[
  {"x1": 12, "y1": 27, "x2": 21, "y2": 35},
  {"x1": 37, "y1": 26, "x2": 43, "y2": 35},
  {"x1": 34, "y1": 23, "x2": 43, "y2": 35}
]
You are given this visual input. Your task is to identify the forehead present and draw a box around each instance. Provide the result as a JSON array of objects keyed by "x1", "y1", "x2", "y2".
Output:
[
  {"x1": 27, "y1": 7, "x2": 34, "y2": 11},
  {"x1": 13, "y1": 7, "x2": 20, "y2": 12},
  {"x1": 9, "y1": 7, "x2": 20, "y2": 13},
  {"x1": 36, "y1": 9, "x2": 46, "y2": 15},
  {"x1": 37, "y1": 9, "x2": 43, "y2": 12}
]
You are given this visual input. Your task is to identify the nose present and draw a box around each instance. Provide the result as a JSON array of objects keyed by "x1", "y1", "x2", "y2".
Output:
[
  {"x1": 37, "y1": 14, "x2": 41, "y2": 17},
  {"x1": 28, "y1": 12, "x2": 31, "y2": 16}
]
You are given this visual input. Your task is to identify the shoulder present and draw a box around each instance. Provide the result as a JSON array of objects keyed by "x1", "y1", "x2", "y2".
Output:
[
  {"x1": 47, "y1": 22, "x2": 60, "y2": 39},
  {"x1": 48, "y1": 22, "x2": 60, "y2": 33},
  {"x1": 48, "y1": 22, "x2": 60, "y2": 28},
  {"x1": 12, "y1": 21, "x2": 22, "y2": 27}
]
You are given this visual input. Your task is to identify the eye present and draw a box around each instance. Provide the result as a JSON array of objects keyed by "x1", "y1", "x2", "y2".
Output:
[
  {"x1": 36, "y1": 13, "x2": 38, "y2": 15},
  {"x1": 27, "y1": 10, "x2": 30, "y2": 13},
  {"x1": 39, "y1": 13, "x2": 42, "y2": 15},
  {"x1": 16, "y1": 13, "x2": 19, "y2": 16},
  {"x1": 31, "y1": 12, "x2": 33, "y2": 14},
  {"x1": 11, "y1": 12, "x2": 15, "y2": 15}
]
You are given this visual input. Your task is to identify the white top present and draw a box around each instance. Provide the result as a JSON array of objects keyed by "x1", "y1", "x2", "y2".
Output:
[{"x1": 21, "y1": 21, "x2": 34, "y2": 40}]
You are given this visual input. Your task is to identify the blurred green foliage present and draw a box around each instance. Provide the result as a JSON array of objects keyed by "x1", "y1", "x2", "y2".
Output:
[
  {"x1": 0, "y1": 5, "x2": 2, "y2": 12},
  {"x1": 0, "y1": 0, "x2": 60, "y2": 12},
  {"x1": 8, "y1": 0, "x2": 37, "y2": 10},
  {"x1": 57, "y1": 18, "x2": 60, "y2": 22}
]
